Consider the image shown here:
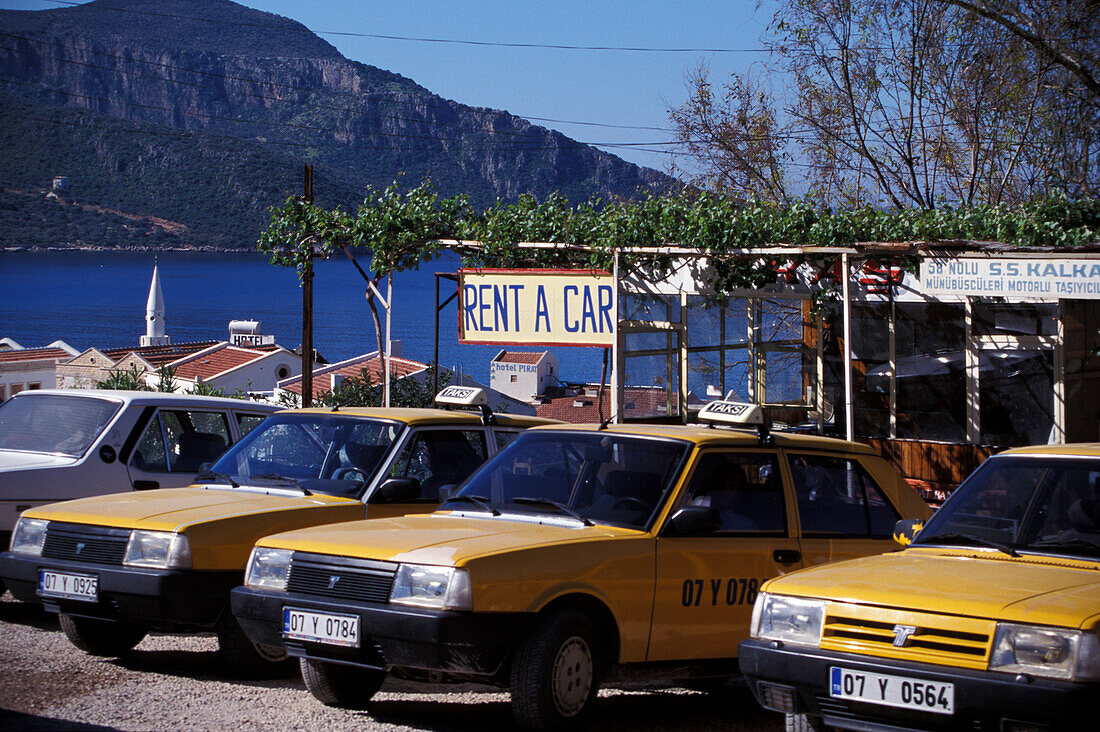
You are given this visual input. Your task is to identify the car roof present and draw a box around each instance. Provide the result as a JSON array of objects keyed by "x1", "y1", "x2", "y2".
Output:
[
  {"x1": 994, "y1": 443, "x2": 1100, "y2": 458},
  {"x1": 14, "y1": 389, "x2": 279, "y2": 411},
  {"x1": 524, "y1": 421, "x2": 879, "y2": 454},
  {"x1": 274, "y1": 406, "x2": 559, "y2": 428}
]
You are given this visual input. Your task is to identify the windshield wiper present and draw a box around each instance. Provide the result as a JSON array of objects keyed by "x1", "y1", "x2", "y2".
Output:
[
  {"x1": 512, "y1": 497, "x2": 594, "y2": 526},
  {"x1": 249, "y1": 473, "x2": 312, "y2": 496},
  {"x1": 197, "y1": 471, "x2": 239, "y2": 488},
  {"x1": 443, "y1": 494, "x2": 500, "y2": 516},
  {"x1": 919, "y1": 532, "x2": 1018, "y2": 557}
]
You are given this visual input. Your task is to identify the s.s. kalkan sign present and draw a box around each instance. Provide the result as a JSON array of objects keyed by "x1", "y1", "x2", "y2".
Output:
[
  {"x1": 458, "y1": 269, "x2": 616, "y2": 347},
  {"x1": 920, "y1": 257, "x2": 1100, "y2": 299}
]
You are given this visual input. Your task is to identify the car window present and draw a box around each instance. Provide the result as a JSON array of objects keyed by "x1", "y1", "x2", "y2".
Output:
[
  {"x1": 390, "y1": 429, "x2": 488, "y2": 501},
  {"x1": 133, "y1": 410, "x2": 231, "y2": 473},
  {"x1": 236, "y1": 413, "x2": 267, "y2": 438},
  {"x1": 788, "y1": 454, "x2": 899, "y2": 537},
  {"x1": 493, "y1": 429, "x2": 525, "y2": 452},
  {"x1": 0, "y1": 394, "x2": 120, "y2": 457},
  {"x1": 675, "y1": 452, "x2": 786, "y2": 533}
]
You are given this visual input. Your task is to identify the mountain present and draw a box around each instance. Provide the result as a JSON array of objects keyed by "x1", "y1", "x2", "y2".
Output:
[{"x1": 0, "y1": 0, "x2": 673, "y2": 249}]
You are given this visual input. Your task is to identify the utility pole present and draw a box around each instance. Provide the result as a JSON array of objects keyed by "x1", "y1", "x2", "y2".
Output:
[{"x1": 301, "y1": 164, "x2": 314, "y2": 408}]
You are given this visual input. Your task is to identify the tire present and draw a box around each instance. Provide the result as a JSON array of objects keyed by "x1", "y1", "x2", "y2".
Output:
[
  {"x1": 510, "y1": 609, "x2": 600, "y2": 731},
  {"x1": 216, "y1": 614, "x2": 294, "y2": 679},
  {"x1": 786, "y1": 713, "x2": 827, "y2": 732},
  {"x1": 59, "y1": 613, "x2": 146, "y2": 657},
  {"x1": 300, "y1": 657, "x2": 385, "y2": 709}
]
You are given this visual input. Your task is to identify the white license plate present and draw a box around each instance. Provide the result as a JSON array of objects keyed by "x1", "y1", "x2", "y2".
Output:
[
  {"x1": 38, "y1": 570, "x2": 98, "y2": 602},
  {"x1": 282, "y1": 607, "x2": 360, "y2": 648},
  {"x1": 830, "y1": 666, "x2": 954, "y2": 715}
]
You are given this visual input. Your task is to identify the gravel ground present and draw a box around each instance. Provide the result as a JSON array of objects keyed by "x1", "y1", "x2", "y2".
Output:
[{"x1": 0, "y1": 593, "x2": 783, "y2": 731}]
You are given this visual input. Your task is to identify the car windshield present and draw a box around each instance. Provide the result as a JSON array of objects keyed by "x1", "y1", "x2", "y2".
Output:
[
  {"x1": 446, "y1": 430, "x2": 690, "y2": 530},
  {"x1": 0, "y1": 394, "x2": 120, "y2": 458},
  {"x1": 915, "y1": 455, "x2": 1100, "y2": 560},
  {"x1": 209, "y1": 413, "x2": 402, "y2": 498}
]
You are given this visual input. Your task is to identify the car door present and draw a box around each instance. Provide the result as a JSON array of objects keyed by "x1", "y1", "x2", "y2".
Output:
[
  {"x1": 786, "y1": 451, "x2": 903, "y2": 565},
  {"x1": 364, "y1": 426, "x2": 490, "y2": 519},
  {"x1": 648, "y1": 448, "x2": 802, "y2": 662},
  {"x1": 125, "y1": 407, "x2": 233, "y2": 491}
]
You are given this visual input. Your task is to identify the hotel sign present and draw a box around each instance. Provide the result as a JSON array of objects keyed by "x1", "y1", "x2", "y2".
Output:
[
  {"x1": 458, "y1": 269, "x2": 616, "y2": 347},
  {"x1": 920, "y1": 257, "x2": 1100, "y2": 299}
]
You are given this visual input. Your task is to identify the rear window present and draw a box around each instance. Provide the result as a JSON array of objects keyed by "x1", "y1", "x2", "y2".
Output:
[{"x1": 0, "y1": 394, "x2": 120, "y2": 458}]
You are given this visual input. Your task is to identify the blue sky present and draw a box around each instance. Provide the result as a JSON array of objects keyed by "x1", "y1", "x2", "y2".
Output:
[{"x1": 2, "y1": 0, "x2": 777, "y2": 175}]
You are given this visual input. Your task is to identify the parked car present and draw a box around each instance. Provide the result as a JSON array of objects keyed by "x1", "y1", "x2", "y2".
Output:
[
  {"x1": 739, "y1": 444, "x2": 1100, "y2": 732},
  {"x1": 230, "y1": 400, "x2": 931, "y2": 729},
  {"x1": 0, "y1": 387, "x2": 555, "y2": 676},
  {"x1": 0, "y1": 389, "x2": 278, "y2": 548}
]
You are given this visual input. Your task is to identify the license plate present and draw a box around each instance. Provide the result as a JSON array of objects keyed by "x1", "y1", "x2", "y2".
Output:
[
  {"x1": 830, "y1": 667, "x2": 954, "y2": 715},
  {"x1": 282, "y1": 607, "x2": 360, "y2": 648},
  {"x1": 38, "y1": 569, "x2": 98, "y2": 602}
]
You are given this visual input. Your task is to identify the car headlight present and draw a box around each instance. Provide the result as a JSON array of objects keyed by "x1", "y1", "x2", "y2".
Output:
[
  {"x1": 990, "y1": 623, "x2": 1100, "y2": 681},
  {"x1": 390, "y1": 563, "x2": 471, "y2": 610},
  {"x1": 244, "y1": 547, "x2": 293, "y2": 591},
  {"x1": 10, "y1": 518, "x2": 48, "y2": 555},
  {"x1": 123, "y1": 530, "x2": 191, "y2": 569},
  {"x1": 750, "y1": 592, "x2": 825, "y2": 647}
]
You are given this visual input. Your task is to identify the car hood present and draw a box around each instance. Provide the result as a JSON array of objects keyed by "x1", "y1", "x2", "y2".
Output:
[
  {"x1": 768, "y1": 548, "x2": 1100, "y2": 629},
  {"x1": 0, "y1": 450, "x2": 79, "y2": 471},
  {"x1": 22, "y1": 485, "x2": 358, "y2": 533},
  {"x1": 259, "y1": 511, "x2": 636, "y2": 566}
]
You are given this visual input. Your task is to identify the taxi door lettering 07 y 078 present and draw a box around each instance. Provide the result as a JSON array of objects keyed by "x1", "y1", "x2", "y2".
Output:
[{"x1": 679, "y1": 577, "x2": 765, "y2": 607}]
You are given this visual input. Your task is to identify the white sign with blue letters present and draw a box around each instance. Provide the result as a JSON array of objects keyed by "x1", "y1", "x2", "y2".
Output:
[{"x1": 920, "y1": 257, "x2": 1100, "y2": 299}]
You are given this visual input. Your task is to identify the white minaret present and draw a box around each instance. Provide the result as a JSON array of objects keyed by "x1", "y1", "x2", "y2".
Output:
[{"x1": 140, "y1": 260, "x2": 171, "y2": 347}]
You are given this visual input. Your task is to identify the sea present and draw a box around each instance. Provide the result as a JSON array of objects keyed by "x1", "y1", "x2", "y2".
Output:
[{"x1": 0, "y1": 250, "x2": 607, "y2": 385}]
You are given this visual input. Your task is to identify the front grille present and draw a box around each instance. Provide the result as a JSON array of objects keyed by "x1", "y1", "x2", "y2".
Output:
[
  {"x1": 821, "y1": 602, "x2": 995, "y2": 670},
  {"x1": 41, "y1": 523, "x2": 130, "y2": 565},
  {"x1": 815, "y1": 694, "x2": 992, "y2": 731},
  {"x1": 287, "y1": 552, "x2": 398, "y2": 603}
]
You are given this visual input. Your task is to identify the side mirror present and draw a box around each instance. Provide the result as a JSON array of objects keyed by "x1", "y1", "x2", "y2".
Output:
[
  {"x1": 371, "y1": 476, "x2": 422, "y2": 503},
  {"x1": 893, "y1": 518, "x2": 924, "y2": 547},
  {"x1": 663, "y1": 506, "x2": 721, "y2": 537}
]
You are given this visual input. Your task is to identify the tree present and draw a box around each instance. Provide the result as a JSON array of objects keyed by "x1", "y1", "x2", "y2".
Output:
[
  {"x1": 96, "y1": 364, "x2": 151, "y2": 391},
  {"x1": 670, "y1": 0, "x2": 1099, "y2": 207}
]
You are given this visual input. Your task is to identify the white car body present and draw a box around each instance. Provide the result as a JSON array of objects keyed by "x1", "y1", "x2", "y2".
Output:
[{"x1": 0, "y1": 389, "x2": 278, "y2": 541}]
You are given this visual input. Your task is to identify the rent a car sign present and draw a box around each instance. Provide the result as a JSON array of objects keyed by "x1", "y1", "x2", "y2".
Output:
[
  {"x1": 458, "y1": 269, "x2": 616, "y2": 346},
  {"x1": 921, "y1": 256, "x2": 1100, "y2": 299}
]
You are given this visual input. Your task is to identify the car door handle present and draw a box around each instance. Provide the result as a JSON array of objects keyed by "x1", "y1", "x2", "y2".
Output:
[
  {"x1": 133, "y1": 480, "x2": 159, "y2": 491},
  {"x1": 773, "y1": 549, "x2": 801, "y2": 564}
]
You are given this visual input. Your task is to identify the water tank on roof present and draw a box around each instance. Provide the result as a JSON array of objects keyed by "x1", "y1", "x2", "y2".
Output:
[{"x1": 229, "y1": 320, "x2": 262, "y2": 336}]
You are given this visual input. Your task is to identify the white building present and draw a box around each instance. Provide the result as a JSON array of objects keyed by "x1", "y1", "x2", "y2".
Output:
[
  {"x1": 0, "y1": 341, "x2": 80, "y2": 401},
  {"x1": 489, "y1": 350, "x2": 559, "y2": 403}
]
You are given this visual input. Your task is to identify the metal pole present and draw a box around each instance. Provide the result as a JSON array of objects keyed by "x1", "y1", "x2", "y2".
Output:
[
  {"x1": 383, "y1": 274, "x2": 392, "y2": 407},
  {"x1": 433, "y1": 273, "x2": 441, "y2": 396},
  {"x1": 611, "y1": 250, "x2": 621, "y2": 423},
  {"x1": 301, "y1": 164, "x2": 314, "y2": 408},
  {"x1": 842, "y1": 253, "x2": 854, "y2": 442}
]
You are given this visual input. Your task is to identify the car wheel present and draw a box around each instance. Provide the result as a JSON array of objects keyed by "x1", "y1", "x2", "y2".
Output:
[
  {"x1": 300, "y1": 657, "x2": 385, "y2": 709},
  {"x1": 510, "y1": 609, "x2": 600, "y2": 731},
  {"x1": 216, "y1": 614, "x2": 294, "y2": 679},
  {"x1": 59, "y1": 613, "x2": 146, "y2": 656},
  {"x1": 786, "y1": 713, "x2": 827, "y2": 732}
]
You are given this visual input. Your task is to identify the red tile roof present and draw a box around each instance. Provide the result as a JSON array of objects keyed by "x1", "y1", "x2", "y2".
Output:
[
  {"x1": 496, "y1": 351, "x2": 546, "y2": 364},
  {"x1": 0, "y1": 347, "x2": 72, "y2": 364},
  {"x1": 534, "y1": 386, "x2": 678, "y2": 423},
  {"x1": 101, "y1": 340, "x2": 221, "y2": 366},
  {"x1": 173, "y1": 346, "x2": 269, "y2": 381},
  {"x1": 283, "y1": 355, "x2": 428, "y2": 400}
]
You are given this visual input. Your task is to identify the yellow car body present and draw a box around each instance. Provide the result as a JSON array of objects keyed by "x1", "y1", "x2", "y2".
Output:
[
  {"x1": 230, "y1": 413, "x2": 931, "y2": 726},
  {"x1": 1, "y1": 401, "x2": 553, "y2": 674},
  {"x1": 740, "y1": 444, "x2": 1100, "y2": 732}
]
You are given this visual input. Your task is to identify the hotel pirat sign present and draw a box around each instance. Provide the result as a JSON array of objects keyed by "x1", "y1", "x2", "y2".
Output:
[
  {"x1": 920, "y1": 257, "x2": 1100, "y2": 299},
  {"x1": 458, "y1": 269, "x2": 616, "y2": 347}
]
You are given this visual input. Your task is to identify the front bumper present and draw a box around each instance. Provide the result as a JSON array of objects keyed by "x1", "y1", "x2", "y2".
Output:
[
  {"x1": 739, "y1": 638, "x2": 1097, "y2": 731},
  {"x1": 231, "y1": 585, "x2": 533, "y2": 678},
  {"x1": 0, "y1": 550, "x2": 239, "y2": 629}
]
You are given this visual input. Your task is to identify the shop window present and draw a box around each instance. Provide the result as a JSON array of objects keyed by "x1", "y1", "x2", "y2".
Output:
[
  {"x1": 979, "y1": 350, "x2": 1054, "y2": 446},
  {"x1": 973, "y1": 302, "x2": 1057, "y2": 337},
  {"x1": 895, "y1": 303, "x2": 966, "y2": 442}
]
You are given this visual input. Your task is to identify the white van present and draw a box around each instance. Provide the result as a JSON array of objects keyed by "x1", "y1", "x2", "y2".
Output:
[{"x1": 0, "y1": 389, "x2": 278, "y2": 547}]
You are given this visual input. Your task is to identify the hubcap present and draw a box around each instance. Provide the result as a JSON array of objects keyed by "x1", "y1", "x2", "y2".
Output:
[
  {"x1": 253, "y1": 642, "x2": 288, "y2": 663},
  {"x1": 550, "y1": 635, "x2": 593, "y2": 717}
]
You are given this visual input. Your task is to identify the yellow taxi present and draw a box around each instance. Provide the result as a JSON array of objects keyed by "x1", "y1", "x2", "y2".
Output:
[
  {"x1": 739, "y1": 444, "x2": 1100, "y2": 732},
  {"x1": 0, "y1": 387, "x2": 553, "y2": 676},
  {"x1": 229, "y1": 401, "x2": 931, "y2": 729}
]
